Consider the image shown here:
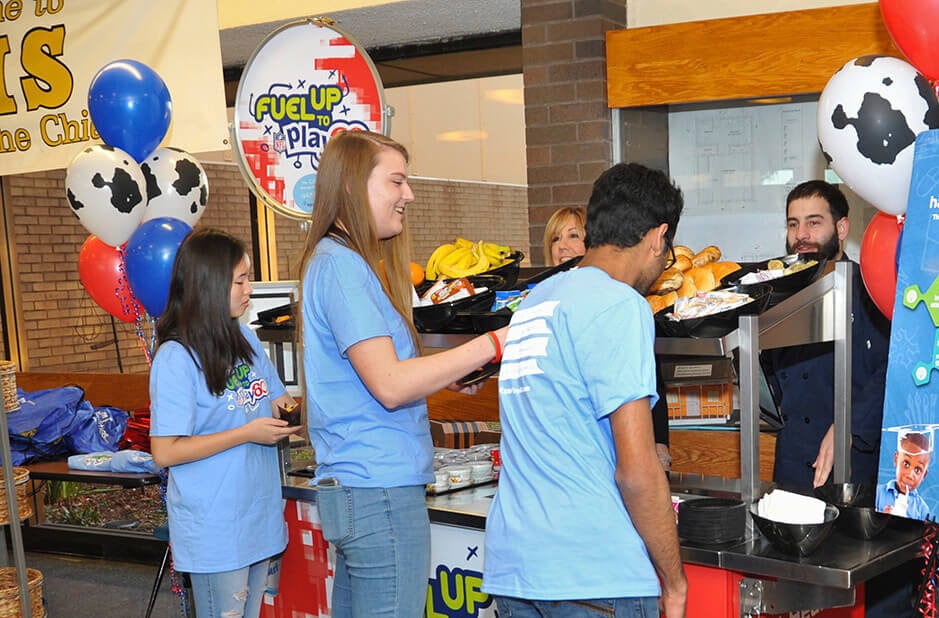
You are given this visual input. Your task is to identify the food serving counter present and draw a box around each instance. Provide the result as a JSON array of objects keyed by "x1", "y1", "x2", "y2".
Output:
[
  {"x1": 261, "y1": 474, "x2": 923, "y2": 618},
  {"x1": 257, "y1": 265, "x2": 921, "y2": 618}
]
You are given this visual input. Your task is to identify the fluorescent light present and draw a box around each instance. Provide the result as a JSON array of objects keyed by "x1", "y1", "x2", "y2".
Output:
[{"x1": 436, "y1": 130, "x2": 488, "y2": 142}]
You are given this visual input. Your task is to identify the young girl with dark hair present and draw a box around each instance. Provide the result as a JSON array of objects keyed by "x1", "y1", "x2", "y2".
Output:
[{"x1": 150, "y1": 228, "x2": 300, "y2": 618}]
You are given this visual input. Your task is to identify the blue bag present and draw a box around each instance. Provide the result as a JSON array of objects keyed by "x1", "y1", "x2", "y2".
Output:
[
  {"x1": 8, "y1": 386, "x2": 84, "y2": 464},
  {"x1": 8, "y1": 386, "x2": 130, "y2": 465}
]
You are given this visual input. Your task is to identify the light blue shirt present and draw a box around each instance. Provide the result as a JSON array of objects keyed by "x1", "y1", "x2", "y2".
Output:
[
  {"x1": 877, "y1": 479, "x2": 930, "y2": 520},
  {"x1": 302, "y1": 237, "x2": 433, "y2": 487},
  {"x1": 484, "y1": 267, "x2": 661, "y2": 600},
  {"x1": 150, "y1": 325, "x2": 287, "y2": 573}
]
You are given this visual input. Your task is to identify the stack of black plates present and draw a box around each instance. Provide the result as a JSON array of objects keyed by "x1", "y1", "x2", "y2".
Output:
[{"x1": 677, "y1": 497, "x2": 746, "y2": 545}]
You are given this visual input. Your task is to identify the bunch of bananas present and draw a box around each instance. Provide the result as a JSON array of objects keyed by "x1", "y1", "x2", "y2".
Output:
[{"x1": 425, "y1": 237, "x2": 513, "y2": 280}]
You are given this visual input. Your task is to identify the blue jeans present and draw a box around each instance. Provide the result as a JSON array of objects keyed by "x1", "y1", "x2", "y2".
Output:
[
  {"x1": 189, "y1": 557, "x2": 270, "y2": 618},
  {"x1": 494, "y1": 595, "x2": 660, "y2": 617},
  {"x1": 317, "y1": 484, "x2": 430, "y2": 618}
]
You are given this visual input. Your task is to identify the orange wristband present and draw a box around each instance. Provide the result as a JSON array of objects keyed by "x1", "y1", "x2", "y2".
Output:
[{"x1": 486, "y1": 331, "x2": 502, "y2": 363}]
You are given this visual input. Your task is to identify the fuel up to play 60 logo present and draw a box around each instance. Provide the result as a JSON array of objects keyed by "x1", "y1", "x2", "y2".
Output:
[
  {"x1": 426, "y1": 525, "x2": 495, "y2": 618},
  {"x1": 232, "y1": 18, "x2": 387, "y2": 220}
]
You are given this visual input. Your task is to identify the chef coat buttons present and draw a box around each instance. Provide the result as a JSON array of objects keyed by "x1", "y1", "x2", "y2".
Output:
[
  {"x1": 804, "y1": 417, "x2": 811, "y2": 424},
  {"x1": 802, "y1": 372, "x2": 809, "y2": 379}
]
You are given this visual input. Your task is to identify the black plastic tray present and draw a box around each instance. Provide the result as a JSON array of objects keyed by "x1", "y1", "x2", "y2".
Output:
[
  {"x1": 519, "y1": 255, "x2": 582, "y2": 286},
  {"x1": 720, "y1": 255, "x2": 827, "y2": 309},
  {"x1": 655, "y1": 284, "x2": 773, "y2": 338},
  {"x1": 252, "y1": 302, "x2": 296, "y2": 328},
  {"x1": 413, "y1": 274, "x2": 504, "y2": 332}
]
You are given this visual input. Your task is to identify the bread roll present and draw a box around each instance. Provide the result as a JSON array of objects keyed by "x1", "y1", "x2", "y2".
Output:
[
  {"x1": 688, "y1": 266, "x2": 717, "y2": 293},
  {"x1": 673, "y1": 254, "x2": 693, "y2": 272},
  {"x1": 676, "y1": 275, "x2": 696, "y2": 298},
  {"x1": 647, "y1": 291, "x2": 677, "y2": 314},
  {"x1": 705, "y1": 261, "x2": 742, "y2": 283},
  {"x1": 650, "y1": 268, "x2": 683, "y2": 294},
  {"x1": 691, "y1": 245, "x2": 722, "y2": 267},
  {"x1": 673, "y1": 245, "x2": 694, "y2": 260}
]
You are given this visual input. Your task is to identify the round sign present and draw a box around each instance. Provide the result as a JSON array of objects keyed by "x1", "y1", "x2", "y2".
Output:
[{"x1": 231, "y1": 18, "x2": 390, "y2": 220}]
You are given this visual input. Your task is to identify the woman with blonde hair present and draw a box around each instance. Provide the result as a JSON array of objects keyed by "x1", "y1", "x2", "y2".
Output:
[
  {"x1": 543, "y1": 206, "x2": 587, "y2": 266},
  {"x1": 299, "y1": 130, "x2": 506, "y2": 617}
]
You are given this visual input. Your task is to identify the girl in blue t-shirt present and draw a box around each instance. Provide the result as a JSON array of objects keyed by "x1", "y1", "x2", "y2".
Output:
[
  {"x1": 150, "y1": 229, "x2": 301, "y2": 618},
  {"x1": 299, "y1": 130, "x2": 506, "y2": 618}
]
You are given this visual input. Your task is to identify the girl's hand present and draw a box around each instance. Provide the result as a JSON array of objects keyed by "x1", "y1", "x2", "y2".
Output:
[
  {"x1": 245, "y1": 417, "x2": 302, "y2": 445},
  {"x1": 447, "y1": 381, "x2": 484, "y2": 395}
]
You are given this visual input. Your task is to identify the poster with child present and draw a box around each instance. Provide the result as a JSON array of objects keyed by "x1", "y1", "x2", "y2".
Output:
[{"x1": 877, "y1": 130, "x2": 939, "y2": 521}]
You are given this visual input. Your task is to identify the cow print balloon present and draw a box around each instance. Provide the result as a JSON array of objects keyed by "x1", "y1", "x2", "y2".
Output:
[
  {"x1": 140, "y1": 147, "x2": 209, "y2": 227},
  {"x1": 65, "y1": 144, "x2": 147, "y2": 247},
  {"x1": 818, "y1": 55, "x2": 939, "y2": 216}
]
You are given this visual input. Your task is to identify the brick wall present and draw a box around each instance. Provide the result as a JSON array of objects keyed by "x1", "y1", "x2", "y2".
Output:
[
  {"x1": 521, "y1": 0, "x2": 626, "y2": 265},
  {"x1": 4, "y1": 164, "x2": 255, "y2": 375},
  {"x1": 3, "y1": 166, "x2": 528, "y2": 375}
]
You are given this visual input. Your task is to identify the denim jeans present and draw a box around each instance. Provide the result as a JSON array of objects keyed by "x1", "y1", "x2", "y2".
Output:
[
  {"x1": 317, "y1": 484, "x2": 430, "y2": 618},
  {"x1": 494, "y1": 595, "x2": 660, "y2": 618},
  {"x1": 189, "y1": 557, "x2": 270, "y2": 618}
]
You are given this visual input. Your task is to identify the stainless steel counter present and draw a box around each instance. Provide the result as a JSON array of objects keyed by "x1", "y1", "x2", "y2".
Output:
[{"x1": 283, "y1": 472, "x2": 924, "y2": 592}]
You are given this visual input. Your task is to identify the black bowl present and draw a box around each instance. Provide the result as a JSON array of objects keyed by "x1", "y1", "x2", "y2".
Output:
[
  {"x1": 484, "y1": 251, "x2": 525, "y2": 288},
  {"x1": 721, "y1": 255, "x2": 827, "y2": 309},
  {"x1": 813, "y1": 483, "x2": 891, "y2": 540},
  {"x1": 750, "y1": 503, "x2": 839, "y2": 557},
  {"x1": 654, "y1": 284, "x2": 773, "y2": 338},
  {"x1": 413, "y1": 274, "x2": 504, "y2": 332}
]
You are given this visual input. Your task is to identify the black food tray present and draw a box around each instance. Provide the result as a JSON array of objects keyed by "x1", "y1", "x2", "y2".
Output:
[
  {"x1": 414, "y1": 274, "x2": 506, "y2": 332},
  {"x1": 519, "y1": 255, "x2": 582, "y2": 287},
  {"x1": 720, "y1": 255, "x2": 827, "y2": 309},
  {"x1": 252, "y1": 302, "x2": 296, "y2": 328},
  {"x1": 655, "y1": 283, "x2": 773, "y2": 339}
]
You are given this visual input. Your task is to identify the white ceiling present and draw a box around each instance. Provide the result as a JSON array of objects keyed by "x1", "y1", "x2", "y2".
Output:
[{"x1": 218, "y1": 0, "x2": 521, "y2": 70}]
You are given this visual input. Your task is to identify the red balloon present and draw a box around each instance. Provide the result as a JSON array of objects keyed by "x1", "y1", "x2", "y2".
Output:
[
  {"x1": 78, "y1": 235, "x2": 143, "y2": 323},
  {"x1": 860, "y1": 212, "x2": 903, "y2": 320},
  {"x1": 880, "y1": 0, "x2": 939, "y2": 81}
]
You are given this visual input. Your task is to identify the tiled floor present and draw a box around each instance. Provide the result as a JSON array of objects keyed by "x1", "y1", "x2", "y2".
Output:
[{"x1": 25, "y1": 551, "x2": 186, "y2": 618}]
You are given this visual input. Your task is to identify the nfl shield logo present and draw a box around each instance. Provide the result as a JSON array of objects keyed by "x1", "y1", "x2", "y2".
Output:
[{"x1": 273, "y1": 132, "x2": 286, "y2": 153}]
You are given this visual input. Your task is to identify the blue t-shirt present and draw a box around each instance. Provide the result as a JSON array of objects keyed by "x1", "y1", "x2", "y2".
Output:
[
  {"x1": 876, "y1": 479, "x2": 930, "y2": 520},
  {"x1": 302, "y1": 237, "x2": 433, "y2": 487},
  {"x1": 150, "y1": 325, "x2": 288, "y2": 573},
  {"x1": 484, "y1": 267, "x2": 661, "y2": 600}
]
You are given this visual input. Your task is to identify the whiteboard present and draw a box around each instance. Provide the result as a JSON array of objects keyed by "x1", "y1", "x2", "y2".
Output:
[{"x1": 667, "y1": 101, "x2": 875, "y2": 262}]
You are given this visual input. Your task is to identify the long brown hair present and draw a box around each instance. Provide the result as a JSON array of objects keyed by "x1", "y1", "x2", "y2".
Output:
[
  {"x1": 157, "y1": 229, "x2": 254, "y2": 395},
  {"x1": 299, "y1": 130, "x2": 420, "y2": 348}
]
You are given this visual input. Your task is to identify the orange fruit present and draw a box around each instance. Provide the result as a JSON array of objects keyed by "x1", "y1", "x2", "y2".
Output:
[{"x1": 410, "y1": 262, "x2": 425, "y2": 286}]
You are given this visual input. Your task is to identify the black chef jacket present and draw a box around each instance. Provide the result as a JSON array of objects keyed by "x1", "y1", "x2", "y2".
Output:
[{"x1": 763, "y1": 256, "x2": 890, "y2": 491}]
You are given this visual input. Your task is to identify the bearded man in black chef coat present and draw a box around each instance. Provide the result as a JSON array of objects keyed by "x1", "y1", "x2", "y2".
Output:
[{"x1": 764, "y1": 179, "x2": 910, "y2": 617}]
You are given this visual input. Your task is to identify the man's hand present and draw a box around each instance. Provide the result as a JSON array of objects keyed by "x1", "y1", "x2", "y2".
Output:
[
  {"x1": 659, "y1": 579, "x2": 688, "y2": 618},
  {"x1": 812, "y1": 425, "x2": 835, "y2": 488}
]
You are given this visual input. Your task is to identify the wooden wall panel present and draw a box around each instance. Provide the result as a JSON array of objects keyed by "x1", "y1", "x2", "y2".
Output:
[{"x1": 607, "y1": 3, "x2": 901, "y2": 108}]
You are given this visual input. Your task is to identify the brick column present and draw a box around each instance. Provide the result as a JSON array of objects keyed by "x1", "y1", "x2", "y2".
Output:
[{"x1": 521, "y1": 0, "x2": 626, "y2": 265}]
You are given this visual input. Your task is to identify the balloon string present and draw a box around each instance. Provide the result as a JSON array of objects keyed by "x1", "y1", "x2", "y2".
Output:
[{"x1": 133, "y1": 312, "x2": 156, "y2": 367}]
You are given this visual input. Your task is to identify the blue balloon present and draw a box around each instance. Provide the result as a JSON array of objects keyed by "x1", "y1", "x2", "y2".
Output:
[
  {"x1": 125, "y1": 217, "x2": 192, "y2": 317},
  {"x1": 88, "y1": 59, "x2": 172, "y2": 163}
]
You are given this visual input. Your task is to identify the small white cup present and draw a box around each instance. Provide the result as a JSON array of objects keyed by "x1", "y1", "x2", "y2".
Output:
[
  {"x1": 446, "y1": 465, "x2": 471, "y2": 486},
  {"x1": 469, "y1": 461, "x2": 493, "y2": 482}
]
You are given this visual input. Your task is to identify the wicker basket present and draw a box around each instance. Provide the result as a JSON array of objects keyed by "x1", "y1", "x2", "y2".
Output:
[
  {"x1": 0, "y1": 567, "x2": 44, "y2": 618},
  {"x1": 0, "y1": 468, "x2": 32, "y2": 526},
  {"x1": 0, "y1": 361, "x2": 17, "y2": 413}
]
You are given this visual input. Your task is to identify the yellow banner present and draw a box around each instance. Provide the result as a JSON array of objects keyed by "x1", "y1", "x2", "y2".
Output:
[{"x1": 0, "y1": 0, "x2": 228, "y2": 176}]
